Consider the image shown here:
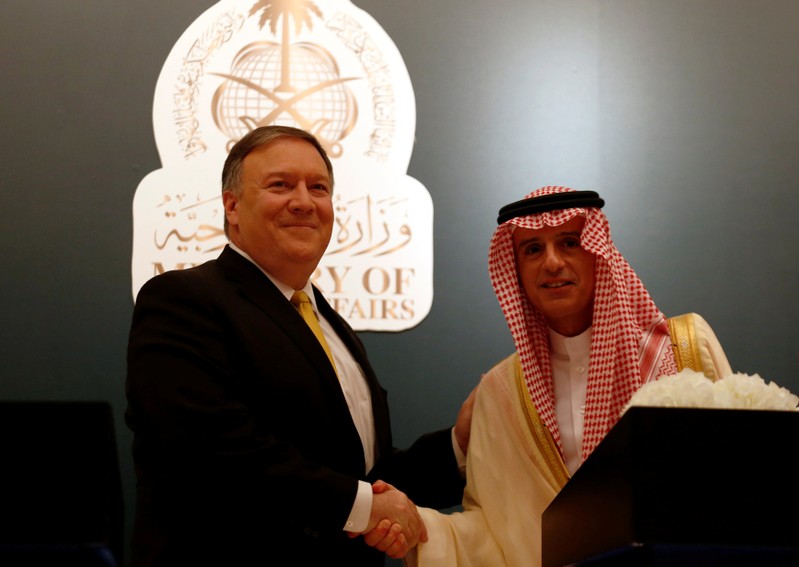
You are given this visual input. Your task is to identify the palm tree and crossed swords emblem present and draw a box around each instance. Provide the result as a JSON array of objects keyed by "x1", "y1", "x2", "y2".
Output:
[{"x1": 211, "y1": 0, "x2": 359, "y2": 155}]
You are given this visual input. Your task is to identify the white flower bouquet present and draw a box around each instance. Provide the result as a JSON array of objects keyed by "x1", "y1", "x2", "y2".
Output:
[{"x1": 625, "y1": 369, "x2": 799, "y2": 412}]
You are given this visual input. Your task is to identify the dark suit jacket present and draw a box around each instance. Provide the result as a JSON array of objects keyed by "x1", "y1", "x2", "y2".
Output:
[{"x1": 125, "y1": 246, "x2": 464, "y2": 566}]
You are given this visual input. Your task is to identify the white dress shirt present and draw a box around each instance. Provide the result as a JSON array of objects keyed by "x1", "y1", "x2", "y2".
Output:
[
  {"x1": 227, "y1": 244, "x2": 375, "y2": 531},
  {"x1": 549, "y1": 327, "x2": 591, "y2": 476}
]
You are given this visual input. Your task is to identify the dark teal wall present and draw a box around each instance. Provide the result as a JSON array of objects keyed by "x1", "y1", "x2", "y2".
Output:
[{"x1": 2, "y1": 1, "x2": 797, "y2": 565}]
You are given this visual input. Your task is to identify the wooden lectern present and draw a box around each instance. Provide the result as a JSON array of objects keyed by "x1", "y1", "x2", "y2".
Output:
[{"x1": 542, "y1": 406, "x2": 799, "y2": 566}]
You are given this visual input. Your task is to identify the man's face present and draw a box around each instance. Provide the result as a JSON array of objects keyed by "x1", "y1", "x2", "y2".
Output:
[
  {"x1": 223, "y1": 136, "x2": 333, "y2": 288},
  {"x1": 512, "y1": 216, "x2": 596, "y2": 336}
]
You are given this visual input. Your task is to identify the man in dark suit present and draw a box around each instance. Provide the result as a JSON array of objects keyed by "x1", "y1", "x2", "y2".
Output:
[{"x1": 125, "y1": 125, "x2": 471, "y2": 566}]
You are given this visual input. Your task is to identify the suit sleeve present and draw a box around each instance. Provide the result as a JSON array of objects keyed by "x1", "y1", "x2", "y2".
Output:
[{"x1": 371, "y1": 428, "x2": 466, "y2": 510}]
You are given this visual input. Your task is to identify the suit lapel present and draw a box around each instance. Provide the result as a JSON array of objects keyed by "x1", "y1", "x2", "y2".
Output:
[
  {"x1": 216, "y1": 247, "x2": 341, "y2": 387},
  {"x1": 315, "y1": 289, "x2": 392, "y2": 456},
  {"x1": 216, "y1": 246, "x2": 392, "y2": 458}
]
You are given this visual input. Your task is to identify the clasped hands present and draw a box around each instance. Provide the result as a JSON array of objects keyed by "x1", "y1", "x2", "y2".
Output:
[
  {"x1": 347, "y1": 480, "x2": 426, "y2": 559},
  {"x1": 349, "y1": 387, "x2": 476, "y2": 559}
]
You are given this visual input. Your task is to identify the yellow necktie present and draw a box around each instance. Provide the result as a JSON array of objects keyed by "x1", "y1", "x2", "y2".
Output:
[{"x1": 291, "y1": 291, "x2": 338, "y2": 377}]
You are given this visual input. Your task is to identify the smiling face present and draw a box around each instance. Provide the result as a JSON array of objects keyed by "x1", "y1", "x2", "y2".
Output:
[
  {"x1": 223, "y1": 136, "x2": 334, "y2": 289},
  {"x1": 512, "y1": 215, "x2": 597, "y2": 336}
]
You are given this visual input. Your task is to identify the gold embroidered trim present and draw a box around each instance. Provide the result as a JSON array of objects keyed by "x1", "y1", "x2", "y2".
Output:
[
  {"x1": 668, "y1": 313, "x2": 704, "y2": 374},
  {"x1": 514, "y1": 354, "x2": 570, "y2": 487}
]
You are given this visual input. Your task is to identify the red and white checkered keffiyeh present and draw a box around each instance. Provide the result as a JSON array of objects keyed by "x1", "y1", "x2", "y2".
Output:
[{"x1": 488, "y1": 186, "x2": 678, "y2": 460}]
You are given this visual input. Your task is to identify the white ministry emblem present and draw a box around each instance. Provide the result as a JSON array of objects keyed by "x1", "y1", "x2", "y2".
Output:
[{"x1": 132, "y1": 0, "x2": 433, "y2": 331}]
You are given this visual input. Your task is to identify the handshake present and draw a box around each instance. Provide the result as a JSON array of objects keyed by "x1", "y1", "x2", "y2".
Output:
[
  {"x1": 347, "y1": 480, "x2": 428, "y2": 559},
  {"x1": 347, "y1": 387, "x2": 475, "y2": 559}
]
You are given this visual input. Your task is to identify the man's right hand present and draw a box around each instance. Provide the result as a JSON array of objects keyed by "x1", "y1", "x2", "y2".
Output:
[{"x1": 360, "y1": 480, "x2": 427, "y2": 559}]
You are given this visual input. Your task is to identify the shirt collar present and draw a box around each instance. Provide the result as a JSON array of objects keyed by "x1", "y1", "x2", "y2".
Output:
[
  {"x1": 549, "y1": 326, "x2": 592, "y2": 357},
  {"x1": 227, "y1": 243, "x2": 316, "y2": 306}
]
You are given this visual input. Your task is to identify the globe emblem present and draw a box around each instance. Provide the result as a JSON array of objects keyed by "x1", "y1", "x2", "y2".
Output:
[{"x1": 212, "y1": 41, "x2": 358, "y2": 156}]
